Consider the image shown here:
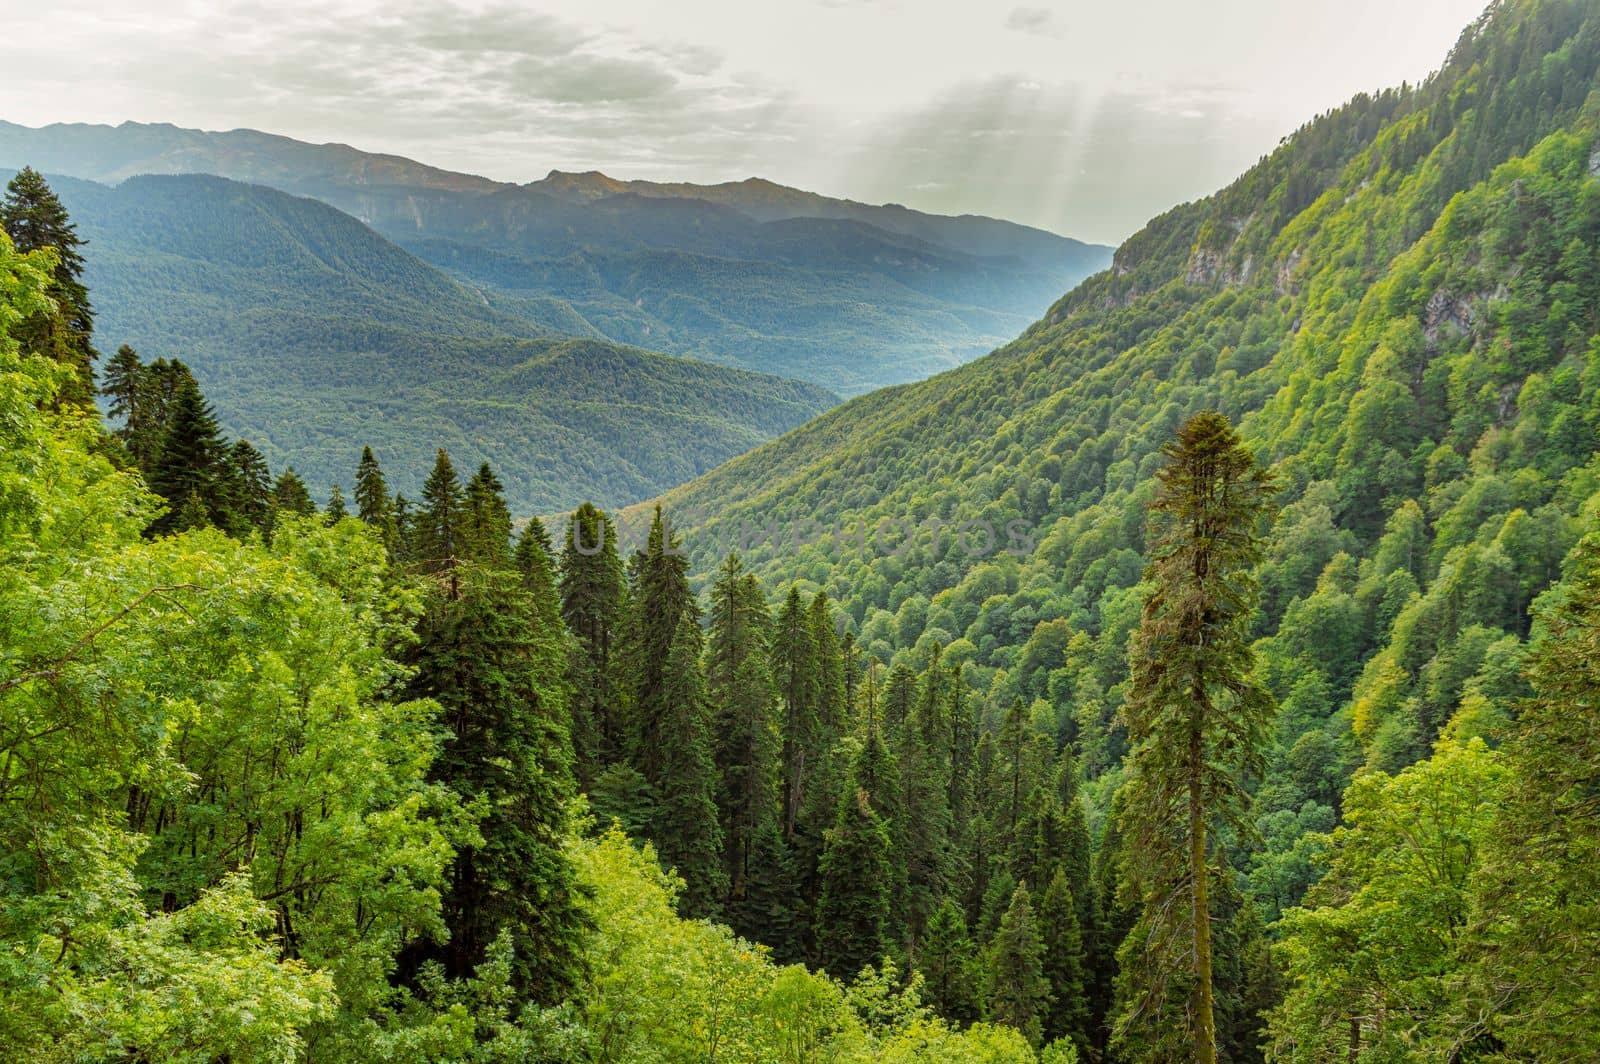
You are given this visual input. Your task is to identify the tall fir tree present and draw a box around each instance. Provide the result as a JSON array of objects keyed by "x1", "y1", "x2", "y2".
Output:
[
  {"x1": 324, "y1": 484, "x2": 347, "y2": 523},
  {"x1": 147, "y1": 370, "x2": 229, "y2": 536},
  {"x1": 228, "y1": 440, "x2": 272, "y2": 536},
  {"x1": 622, "y1": 508, "x2": 724, "y2": 915},
  {"x1": 1, "y1": 167, "x2": 95, "y2": 407},
  {"x1": 560, "y1": 501, "x2": 626, "y2": 781},
  {"x1": 919, "y1": 897, "x2": 984, "y2": 1026},
  {"x1": 463, "y1": 462, "x2": 512, "y2": 566},
  {"x1": 353, "y1": 445, "x2": 399, "y2": 553},
  {"x1": 1038, "y1": 868, "x2": 1091, "y2": 1055},
  {"x1": 898, "y1": 649, "x2": 955, "y2": 951},
  {"x1": 815, "y1": 727, "x2": 897, "y2": 979},
  {"x1": 987, "y1": 881, "x2": 1051, "y2": 1047},
  {"x1": 401, "y1": 567, "x2": 587, "y2": 1003},
  {"x1": 706, "y1": 553, "x2": 783, "y2": 934},
  {"x1": 773, "y1": 586, "x2": 818, "y2": 838},
  {"x1": 271, "y1": 467, "x2": 315, "y2": 517},
  {"x1": 414, "y1": 449, "x2": 464, "y2": 579},
  {"x1": 1113, "y1": 411, "x2": 1276, "y2": 1064}
]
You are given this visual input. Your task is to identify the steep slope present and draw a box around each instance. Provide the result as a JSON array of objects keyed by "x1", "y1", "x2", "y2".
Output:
[
  {"x1": 24, "y1": 170, "x2": 836, "y2": 512},
  {"x1": 639, "y1": 0, "x2": 1600, "y2": 801},
  {"x1": 0, "y1": 120, "x2": 1112, "y2": 394}
]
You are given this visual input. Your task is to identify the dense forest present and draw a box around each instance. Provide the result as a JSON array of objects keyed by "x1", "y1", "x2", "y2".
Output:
[{"x1": 5, "y1": 0, "x2": 1600, "y2": 1060}]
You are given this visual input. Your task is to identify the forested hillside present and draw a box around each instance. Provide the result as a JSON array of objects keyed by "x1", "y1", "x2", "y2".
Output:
[
  {"x1": 615, "y1": 0, "x2": 1600, "y2": 1055},
  {"x1": 0, "y1": 120, "x2": 1112, "y2": 394},
  {"x1": 9, "y1": 170, "x2": 836, "y2": 513},
  {"x1": 5, "y1": 1, "x2": 1600, "y2": 1062}
]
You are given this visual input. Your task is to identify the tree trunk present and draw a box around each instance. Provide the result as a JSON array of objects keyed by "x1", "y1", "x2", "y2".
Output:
[{"x1": 1190, "y1": 721, "x2": 1217, "y2": 1064}]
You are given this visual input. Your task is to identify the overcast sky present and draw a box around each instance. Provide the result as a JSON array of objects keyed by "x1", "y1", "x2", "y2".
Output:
[{"x1": 9, "y1": 0, "x2": 1490, "y2": 243}]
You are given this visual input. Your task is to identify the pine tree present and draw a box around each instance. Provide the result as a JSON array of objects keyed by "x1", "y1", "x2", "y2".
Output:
[
  {"x1": 899, "y1": 649, "x2": 954, "y2": 951},
  {"x1": 1113, "y1": 411, "x2": 1276, "y2": 1064},
  {"x1": 101, "y1": 344, "x2": 144, "y2": 440},
  {"x1": 227, "y1": 440, "x2": 272, "y2": 535},
  {"x1": 463, "y1": 462, "x2": 512, "y2": 566},
  {"x1": 1469, "y1": 531, "x2": 1600, "y2": 1059},
  {"x1": 324, "y1": 484, "x2": 347, "y2": 523},
  {"x1": 816, "y1": 727, "x2": 896, "y2": 979},
  {"x1": 401, "y1": 567, "x2": 587, "y2": 1004},
  {"x1": 987, "y1": 881, "x2": 1051, "y2": 1047},
  {"x1": 147, "y1": 371, "x2": 229, "y2": 536},
  {"x1": 707, "y1": 554, "x2": 783, "y2": 932},
  {"x1": 271, "y1": 468, "x2": 315, "y2": 516},
  {"x1": 882, "y1": 662, "x2": 918, "y2": 740},
  {"x1": 1038, "y1": 868, "x2": 1091, "y2": 1054},
  {"x1": 773, "y1": 586, "x2": 818, "y2": 838},
  {"x1": 560, "y1": 502, "x2": 626, "y2": 781},
  {"x1": 619, "y1": 507, "x2": 725, "y2": 914},
  {"x1": 2, "y1": 167, "x2": 95, "y2": 406},
  {"x1": 414, "y1": 449, "x2": 464, "y2": 578},
  {"x1": 353, "y1": 445, "x2": 399, "y2": 552},
  {"x1": 919, "y1": 897, "x2": 983, "y2": 1026}
]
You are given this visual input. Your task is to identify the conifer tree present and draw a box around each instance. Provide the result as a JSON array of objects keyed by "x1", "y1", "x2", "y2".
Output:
[
  {"x1": 271, "y1": 468, "x2": 315, "y2": 517},
  {"x1": 706, "y1": 553, "x2": 782, "y2": 930},
  {"x1": 1038, "y1": 868, "x2": 1091, "y2": 1054},
  {"x1": 1, "y1": 167, "x2": 95, "y2": 406},
  {"x1": 463, "y1": 462, "x2": 512, "y2": 566},
  {"x1": 101, "y1": 344, "x2": 145, "y2": 441},
  {"x1": 414, "y1": 449, "x2": 464, "y2": 577},
  {"x1": 987, "y1": 881, "x2": 1051, "y2": 1047},
  {"x1": 622, "y1": 507, "x2": 725, "y2": 915},
  {"x1": 353, "y1": 445, "x2": 399, "y2": 554},
  {"x1": 514, "y1": 517, "x2": 562, "y2": 635},
  {"x1": 1469, "y1": 532, "x2": 1600, "y2": 1058},
  {"x1": 324, "y1": 484, "x2": 347, "y2": 523},
  {"x1": 147, "y1": 371, "x2": 229, "y2": 536},
  {"x1": 773, "y1": 586, "x2": 818, "y2": 837},
  {"x1": 402, "y1": 567, "x2": 587, "y2": 1003},
  {"x1": 560, "y1": 502, "x2": 626, "y2": 780},
  {"x1": 899, "y1": 649, "x2": 955, "y2": 949},
  {"x1": 816, "y1": 727, "x2": 896, "y2": 978},
  {"x1": 919, "y1": 898, "x2": 983, "y2": 1026},
  {"x1": 1113, "y1": 411, "x2": 1275, "y2": 1064},
  {"x1": 882, "y1": 662, "x2": 918, "y2": 739},
  {"x1": 228, "y1": 440, "x2": 272, "y2": 536}
]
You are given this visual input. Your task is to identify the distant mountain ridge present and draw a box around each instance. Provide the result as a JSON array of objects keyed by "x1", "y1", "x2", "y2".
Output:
[
  {"x1": 10, "y1": 168, "x2": 836, "y2": 513},
  {"x1": 0, "y1": 119, "x2": 1112, "y2": 394}
]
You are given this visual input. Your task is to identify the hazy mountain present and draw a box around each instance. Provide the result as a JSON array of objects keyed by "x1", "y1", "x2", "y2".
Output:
[
  {"x1": 0, "y1": 119, "x2": 1112, "y2": 393},
  {"x1": 20, "y1": 170, "x2": 835, "y2": 512}
]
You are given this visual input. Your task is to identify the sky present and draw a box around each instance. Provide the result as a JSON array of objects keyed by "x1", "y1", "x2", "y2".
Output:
[{"x1": 8, "y1": 0, "x2": 1491, "y2": 244}]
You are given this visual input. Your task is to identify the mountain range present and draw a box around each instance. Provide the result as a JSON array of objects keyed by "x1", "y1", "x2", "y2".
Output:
[
  {"x1": 0, "y1": 120, "x2": 1112, "y2": 395},
  {"x1": 6, "y1": 168, "x2": 836, "y2": 513}
]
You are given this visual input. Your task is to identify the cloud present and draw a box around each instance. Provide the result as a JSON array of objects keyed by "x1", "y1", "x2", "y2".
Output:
[{"x1": 1004, "y1": 6, "x2": 1064, "y2": 39}]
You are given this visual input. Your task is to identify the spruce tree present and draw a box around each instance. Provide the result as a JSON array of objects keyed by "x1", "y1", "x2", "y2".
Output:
[
  {"x1": 402, "y1": 567, "x2": 587, "y2": 1003},
  {"x1": 147, "y1": 371, "x2": 229, "y2": 536},
  {"x1": 987, "y1": 881, "x2": 1051, "y2": 1047},
  {"x1": 622, "y1": 507, "x2": 725, "y2": 914},
  {"x1": 271, "y1": 468, "x2": 315, "y2": 516},
  {"x1": 463, "y1": 462, "x2": 512, "y2": 566},
  {"x1": 324, "y1": 484, "x2": 347, "y2": 523},
  {"x1": 1113, "y1": 411, "x2": 1275, "y2": 1064},
  {"x1": 899, "y1": 650, "x2": 955, "y2": 950},
  {"x1": 1038, "y1": 868, "x2": 1091, "y2": 1054},
  {"x1": 560, "y1": 501, "x2": 626, "y2": 780},
  {"x1": 514, "y1": 517, "x2": 563, "y2": 636},
  {"x1": 227, "y1": 439, "x2": 272, "y2": 535},
  {"x1": 920, "y1": 897, "x2": 983, "y2": 1026},
  {"x1": 773, "y1": 585, "x2": 817, "y2": 837},
  {"x1": 707, "y1": 554, "x2": 782, "y2": 932},
  {"x1": 1, "y1": 166, "x2": 95, "y2": 406},
  {"x1": 101, "y1": 344, "x2": 144, "y2": 440},
  {"x1": 353, "y1": 445, "x2": 399, "y2": 553},
  {"x1": 815, "y1": 727, "x2": 896, "y2": 979},
  {"x1": 415, "y1": 449, "x2": 464, "y2": 577}
]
